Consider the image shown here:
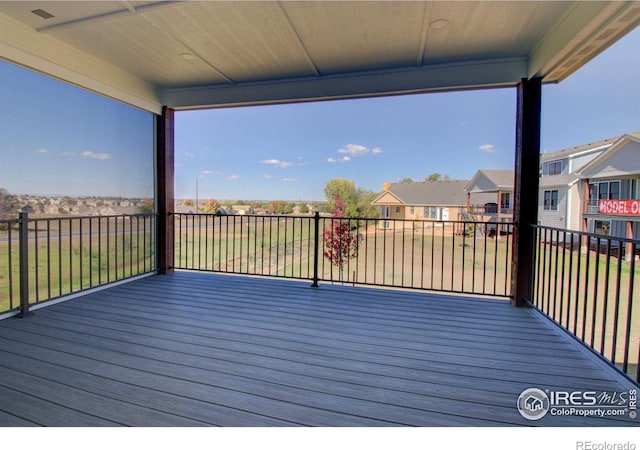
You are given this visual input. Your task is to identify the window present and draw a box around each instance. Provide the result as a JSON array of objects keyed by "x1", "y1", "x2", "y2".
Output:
[
  {"x1": 594, "y1": 220, "x2": 610, "y2": 235},
  {"x1": 543, "y1": 190, "x2": 558, "y2": 210},
  {"x1": 423, "y1": 207, "x2": 438, "y2": 219},
  {"x1": 384, "y1": 206, "x2": 390, "y2": 218},
  {"x1": 545, "y1": 161, "x2": 563, "y2": 176},
  {"x1": 598, "y1": 182, "x2": 609, "y2": 200},
  {"x1": 589, "y1": 183, "x2": 598, "y2": 203},
  {"x1": 595, "y1": 180, "x2": 622, "y2": 201},
  {"x1": 395, "y1": 206, "x2": 401, "y2": 214},
  {"x1": 609, "y1": 181, "x2": 620, "y2": 200},
  {"x1": 500, "y1": 193, "x2": 510, "y2": 210},
  {"x1": 410, "y1": 207, "x2": 415, "y2": 214}
]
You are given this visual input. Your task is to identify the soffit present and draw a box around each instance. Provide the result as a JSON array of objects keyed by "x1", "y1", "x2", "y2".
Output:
[{"x1": 0, "y1": 1, "x2": 638, "y2": 112}]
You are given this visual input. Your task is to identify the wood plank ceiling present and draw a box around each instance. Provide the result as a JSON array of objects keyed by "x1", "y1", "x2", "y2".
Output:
[{"x1": 0, "y1": 1, "x2": 638, "y2": 112}]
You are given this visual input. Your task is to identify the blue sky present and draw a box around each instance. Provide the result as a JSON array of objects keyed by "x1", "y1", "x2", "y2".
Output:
[
  {"x1": 0, "y1": 62, "x2": 154, "y2": 198},
  {"x1": 1, "y1": 26, "x2": 638, "y2": 201}
]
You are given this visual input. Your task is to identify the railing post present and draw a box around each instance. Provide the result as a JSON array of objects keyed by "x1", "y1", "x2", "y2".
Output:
[
  {"x1": 18, "y1": 212, "x2": 30, "y2": 317},
  {"x1": 311, "y1": 212, "x2": 320, "y2": 288}
]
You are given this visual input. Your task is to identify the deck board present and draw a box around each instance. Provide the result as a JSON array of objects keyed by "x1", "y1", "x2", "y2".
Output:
[{"x1": 0, "y1": 272, "x2": 637, "y2": 427}]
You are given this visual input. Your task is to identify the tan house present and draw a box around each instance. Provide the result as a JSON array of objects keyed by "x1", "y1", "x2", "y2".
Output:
[{"x1": 371, "y1": 180, "x2": 468, "y2": 230}]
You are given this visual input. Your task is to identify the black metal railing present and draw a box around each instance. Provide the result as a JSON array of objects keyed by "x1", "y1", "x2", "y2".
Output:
[
  {"x1": 467, "y1": 204, "x2": 513, "y2": 216},
  {"x1": 0, "y1": 212, "x2": 157, "y2": 316},
  {"x1": 173, "y1": 212, "x2": 514, "y2": 297},
  {"x1": 532, "y1": 225, "x2": 640, "y2": 383}
]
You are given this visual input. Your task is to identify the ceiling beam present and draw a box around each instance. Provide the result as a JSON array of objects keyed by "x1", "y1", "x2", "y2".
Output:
[
  {"x1": 162, "y1": 58, "x2": 527, "y2": 110},
  {"x1": 36, "y1": 1, "x2": 184, "y2": 34}
]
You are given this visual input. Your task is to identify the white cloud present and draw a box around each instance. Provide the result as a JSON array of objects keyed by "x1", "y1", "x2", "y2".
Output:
[
  {"x1": 200, "y1": 170, "x2": 220, "y2": 176},
  {"x1": 328, "y1": 156, "x2": 351, "y2": 163},
  {"x1": 36, "y1": 148, "x2": 48, "y2": 154},
  {"x1": 334, "y1": 143, "x2": 383, "y2": 159},
  {"x1": 82, "y1": 150, "x2": 111, "y2": 160},
  {"x1": 227, "y1": 175, "x2": 240, "y2": 181},
  {"x1": 261, "y1": 159, "x2": 293, "y2": 168},
  {"x1": 338, "y1": 144, "x2": 369, "y2": 156},
  {"x1": 184, "y1": 152, "x2": 195, "y2": 158},
  {"x1": 263, "y1": 174, "x2": 273, "y2": 179},
  {"x1": 479, "y1": 144, "x2": 496, "y2": 152},
  {"x1": 282, "y1": 178, "x2": 298, "y2": 182},
  {"x1": 61, "y1": 151, "x2": 75, "y2": 157}
]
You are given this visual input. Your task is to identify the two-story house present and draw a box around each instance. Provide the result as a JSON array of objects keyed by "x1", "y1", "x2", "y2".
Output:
[
  {"x1": 538, "y1": 136, "x2": 615, "y2": 230},
  {"x1": 576, "y1": 133, "x2": 640, "y2": 258},
  {"x1": 463, "y1": 169, "x2": 514, "y2": 218}
]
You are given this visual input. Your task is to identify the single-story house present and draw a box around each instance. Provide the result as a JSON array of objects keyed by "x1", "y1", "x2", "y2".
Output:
[{"x1": 371, "y1": 180, "x2": 468, "y2": 230}]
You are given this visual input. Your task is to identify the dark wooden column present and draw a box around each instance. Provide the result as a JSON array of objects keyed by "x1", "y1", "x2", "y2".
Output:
[
  {"x1": 511, "y1": 77, "x2": 542, "y2": 307},
  {"x1": 156, "y1": 106, "x2": 175, "y2": 274}
]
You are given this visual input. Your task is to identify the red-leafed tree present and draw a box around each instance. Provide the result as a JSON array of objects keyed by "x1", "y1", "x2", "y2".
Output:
[{"x1": 323, "y1": 194, "x2": 362, "y2": 281}]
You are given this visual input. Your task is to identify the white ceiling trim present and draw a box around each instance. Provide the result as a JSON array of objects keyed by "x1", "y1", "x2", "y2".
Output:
[{"x1": 0, "y1": 11, "x2": 162, "y2": 113}]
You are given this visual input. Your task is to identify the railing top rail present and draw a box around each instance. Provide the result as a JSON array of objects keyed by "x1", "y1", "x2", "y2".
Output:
[
  {"x1": 171, "y1": 211, "x2": 516, "y2": 226},
  {"x1": 25, "y1": 212, "x2": 157, "y2": 222},
  {"x1": 532, "y1": 223, "x2": 640, "y2": 245}
]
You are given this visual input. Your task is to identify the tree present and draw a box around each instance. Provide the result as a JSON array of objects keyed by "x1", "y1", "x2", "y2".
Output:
[
  {"x1": 183, "y1": 199, "x2": 194, "y2": 207},
  {"x1": 138, "y1": 199, "x2": 154, "y2": 214},
  {"x1": 0, "y1": 188, "x2": 17, "y2": 220},
  {"x1": 324, "y1": 178, "x2": 378, "y2": 218},
  {"x1": 300, "y1": 204, "x2": 309, "y2": 214},
  {"x1": 425, "y1": 172, "x2": 442, "y2": 181},
  {"x1": 283, "y1": 202, "x2": 295, "y2": 214},
  {"x1": 202, "y1": 198, "x2": 220, "y2": 214},
  {"x1": 324, "y1": 179, "x2": 357, "y2": 211},
  {"x1": 268, "y1": 200, "x2": 285, "y2": 215},
  {"x1": 399, "y1": 178, "x2": 414, "y2": 183},
  {"x1": 323, "y1": 194, "x2": 363, "y2": 282},
  {"x1": 354, "y1": 189, "x2": 379, "y2": 218},
  {"x1": 425, "y1": 173, "x2": 451, "y2": 182}
]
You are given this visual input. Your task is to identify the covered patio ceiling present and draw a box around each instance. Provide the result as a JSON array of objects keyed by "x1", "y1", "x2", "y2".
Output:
[{"x1": 0, "y1": 1, "x2": 639, "y2": 113}]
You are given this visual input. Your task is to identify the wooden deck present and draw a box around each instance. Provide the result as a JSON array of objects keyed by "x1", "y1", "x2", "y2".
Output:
[{"x1": 0, "y1": 271, "x2": 637, "y2": 427}]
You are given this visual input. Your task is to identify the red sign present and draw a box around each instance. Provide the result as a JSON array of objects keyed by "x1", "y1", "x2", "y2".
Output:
[{"x1": 599, "y1": 199, "x2": 640, "y2": 216}]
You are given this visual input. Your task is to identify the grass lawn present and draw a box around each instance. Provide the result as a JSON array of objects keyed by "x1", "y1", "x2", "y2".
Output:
[{"x1": 0, "y1": 216, "x2": 155, "y2": 313}]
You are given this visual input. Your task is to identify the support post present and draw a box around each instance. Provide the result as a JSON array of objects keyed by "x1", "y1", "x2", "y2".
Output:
[
  {"x1": 18, "y1": 212, "x2": 30, "y2": 317},
  {"x1": 511, "y1": 78, "x2": 542, "y2": 307},
  {"x1": 157, "y1": 106, "x2": 175, "y2": 274},
  {"x1": 581, "y1": 179, "x2": 590, "y2": 249},
  {"x1": 311, "y1": 212, "x2": 320, "y2": 287},
  {"x1": 626, "y1": 221, "x2": 633, "y2": 262}
]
